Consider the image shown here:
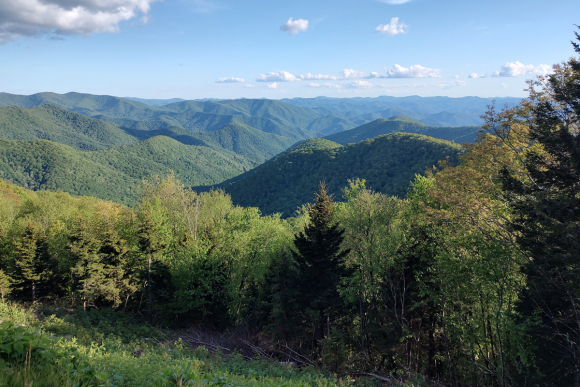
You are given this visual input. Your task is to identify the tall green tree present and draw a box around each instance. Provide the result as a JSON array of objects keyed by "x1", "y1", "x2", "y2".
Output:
[
  {"x1": 12, "y1": 223, "x2": 51, "y2": 302},
  {"x1": 292, "y1": 183, "x2": 350, "y2": 342},
  {"x1": 493, "y1": 29, "x2": 580, "y2": 386}
]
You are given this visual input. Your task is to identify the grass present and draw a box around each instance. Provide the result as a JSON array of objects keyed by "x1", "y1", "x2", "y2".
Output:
[{"x1": 0, "y1": 303, "x2": 357, "y2": 387}]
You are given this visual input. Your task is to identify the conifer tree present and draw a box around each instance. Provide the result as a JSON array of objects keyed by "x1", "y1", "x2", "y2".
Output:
[
  {"x1": 292, "y1": 183, "x2": 350, "y2": 340},
  {"x1": 13, "y1": 223, "x2": 50, "y2": 302},
  {"x1": 498, "y1": 29, "x2": 580, "y2": 386}
]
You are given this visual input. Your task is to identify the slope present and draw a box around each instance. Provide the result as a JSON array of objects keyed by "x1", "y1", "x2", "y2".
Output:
[
  {"x1": 0, "y1": 136, "x2": 253, "y2": 204},
  {"x1": 121, "y1": 123, "x2": 297, "y2": 164},
  {"x1": 221, "y1": 133, "x2": 463, "y2": 217},
  {"x1": 324, "y1": 117, "x2": 480, "y2": 145},
  {"x1": 0, "y1": 104, "x2": 138, "y2": 150},
  {"x1": 0, "y1": 92, "x2": 355, "y2": 139}
]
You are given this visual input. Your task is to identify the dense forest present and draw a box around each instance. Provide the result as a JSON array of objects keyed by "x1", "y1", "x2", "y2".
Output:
[
  {"x1": 0, "y1": 29, "x2": 579, "y2": 387},
  {"x1": 221, "y1": 133, "x2": 462, "y2": 216}
]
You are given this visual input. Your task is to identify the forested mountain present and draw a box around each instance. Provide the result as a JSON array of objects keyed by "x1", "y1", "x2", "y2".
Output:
[
  {"x1": 325, "y1": 116, "x2": 479, "y2": 144},
  {"x1": 0, "y1": 104, "x2": 138, "y2": 150},
  {"x1": 220, "y1": 133, "x2": 463, "y2": 216},
  {"x1": 0, "y1": 92, "x2": 357, "y2": 138},
  {"x1": 0, "y1": 136, "x2": 252, "y2": 204},
  {"x1": 123, "y1": 97, "x2": 186, "y2": 106},
  {"x1": 281, "y1": 95, "x2": 522, "y2": 127}
]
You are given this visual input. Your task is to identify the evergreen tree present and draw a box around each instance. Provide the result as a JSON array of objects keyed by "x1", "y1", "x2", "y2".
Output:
[
  {"x1": 499, "y1": 29, "x2": 580, "y2": 386},
  {"x1": 13, "y1": 223, "x2": 50, "y2": 302},
  {"x1": 292, "y1": 183, "x2": 350, "y2": 341}
]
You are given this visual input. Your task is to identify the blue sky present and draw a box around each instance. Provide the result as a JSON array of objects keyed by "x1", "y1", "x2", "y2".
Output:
[{"x1": 1, "y1": 0, "x2": 578, "y2": 99}]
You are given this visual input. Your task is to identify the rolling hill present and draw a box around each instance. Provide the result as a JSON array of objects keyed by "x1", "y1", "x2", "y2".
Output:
[
  {"x1": 0, "y1": 136, "x2": 253, "y2": 204},
  {"x1": 0, "y1": 104, "x2": 138, "y2": 150},
  {"x1": 219, "y1": 133, "x2": 463, "y2": 217},
  {"x1": 324, "y1": 117, "x2": 480, "y2": 145},
  {"x1": 0, "y1": 92, "x2": 357, "y2": 138}
]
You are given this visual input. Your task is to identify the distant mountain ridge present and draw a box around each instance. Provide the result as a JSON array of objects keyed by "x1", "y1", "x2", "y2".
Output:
[
  {"x1": 324, "y1": 117, "x2": 480, "y2": 145},
  {"x1": 280, "y1": 95, "x2": 522, "y2": 127}
]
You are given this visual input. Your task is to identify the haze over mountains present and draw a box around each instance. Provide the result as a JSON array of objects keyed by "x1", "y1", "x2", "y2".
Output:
[{"x1": 0, "y1": 91, "x2": 507, "y2": 211}]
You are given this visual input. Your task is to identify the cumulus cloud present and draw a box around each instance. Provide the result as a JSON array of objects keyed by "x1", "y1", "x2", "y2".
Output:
[
  {"x1": 385, "y1": 64, "x2": 441, "y2": 78},
  {"x1": 267, "y1": 82, "x2": 279, "y2": 89},
  {"x1": 346, "y1": 80, "x2": 373, "y2": 89},
  {"x1": 256, "y1": 71, "x2": 299, "y2": 82},
  {"x1": 308, "y1": 83, "x2": 321, "y2": 87},
  {"x1": 468, "y1": 73, "x2": 485, "y2": 79},
  {"x1": 280, "y1": 18, "x2": 309, "y2": 35},
  {"x1": 0, "y1": 0, "x2": 156, "y2": 43},
  {"x1": 215, "y1": 77, "x2": 245, "y2": 83},
  {"x1": 244, "y1": 84, "x2": 256, "y2": 88},
  {"x1": 375, "y1": 17, "x2": 408, "y2": 36},
  {"x1": 323, "y1": 83, "x2": 342, "y2": 89},
  {"x1": 299, "y1": 73, "x2": 341, "y2": 80},
  {"x1": 492, "y1": 61, "x2": 551, "y2": 77},
  {"x1": 366, "y1": 72, "x2": 385, "y2": 79},
  {"x1": 341, "y1": 69, "x2": 367, "y2": 79}
]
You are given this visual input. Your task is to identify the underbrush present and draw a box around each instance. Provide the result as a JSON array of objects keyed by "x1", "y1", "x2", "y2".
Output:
[{"x1": 0, "y1": 302, "x2": 361, "y2": 387}]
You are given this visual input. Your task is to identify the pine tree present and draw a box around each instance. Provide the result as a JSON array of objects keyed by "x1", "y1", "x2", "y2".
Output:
[
  {"x1": 13, "y1": 223, "x2": 50, "y2": 302},
  {"x1": 292, "y1": 183, "x2": 350, "y2": 340},
  {"x1": 499, "y1": 29, "x2": 580, "y2": 386}
]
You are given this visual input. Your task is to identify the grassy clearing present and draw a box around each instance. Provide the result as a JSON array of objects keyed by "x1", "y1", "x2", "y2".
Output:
[{"x1": 0, "y1": 303, "x2": 364, "y2": 387}]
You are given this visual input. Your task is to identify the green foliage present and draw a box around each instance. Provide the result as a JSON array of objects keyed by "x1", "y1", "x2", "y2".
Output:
[
  {"x1": 0, "y1": 137, "x2": 253, "y2": 205},
  {"x1": 489, "y1": 30, "x2": 580, "y2": 386},
  {"x1": 0, "y1": 104, "x2": 138, "y2": 150},
  {"x1": 0, "y1": 303, "x2": 345, "y2": 387},
  {"x1": 224, "y1": 133, "x2": 463, "y2": 217}
]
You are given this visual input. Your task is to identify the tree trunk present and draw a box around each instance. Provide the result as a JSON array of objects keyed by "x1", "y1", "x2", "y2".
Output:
[{"x1": 148, "y1": 254, "x2": 152, "y2": 319}]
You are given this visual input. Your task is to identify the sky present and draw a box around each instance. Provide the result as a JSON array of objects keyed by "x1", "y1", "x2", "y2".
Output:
[{"x1": 1, "y1": 0, "x2": 578, "y2": 100}]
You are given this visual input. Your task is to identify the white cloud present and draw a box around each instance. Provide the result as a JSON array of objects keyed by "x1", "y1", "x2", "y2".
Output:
[
  {"x1": 308, "y1": 83, "x2": 321, "y2": 87},
  {"x1": 244, "y1": 84, "x2": 256, "y2": 88},
  {"x1": 280, "y1": 17, "x2": 309, "y2": 35},
  {"x1": 385, "y1": 64, "x2": 441, "y2": 78},
  {"x1": 323, "y1": 83, "x2": 342, "y2": 89},
  {"x1": 379, "y1": 0, "x2": 412, "y2": 4},
  {"x1": 340, "y1": 69, "x2": 367, "y2": 79},
  {"x1": 0, "y1": 0, "x2": 156, "y2": 43},
  {"x1": 267, "y1": 82, "x2": 279, "y2": 89},
  {"x1": 492, "y1": 61, "x2": 551, "y2": 77},
  {"x1": 256, "y1": 71, "x2": 299, "y2": 82},
  {"x1": 215, "y1": 77, "x2": 245, "y2": 83},
  {"x1": 468, "y1": 73, "x2": 485, "y2": 79},
  {"x1": 436, "y1": 80, "x2": 466, "y2": 89},
  {"x1": 299, "y1": 73, "x2": 341, "y2": 80},
  {"x1": 346, "y1": 80, "x2": 373, "y2": 89},
  {"x1": 375, "y1": 17, "x2": 408, "y2": 36},
  {"x1": 366, "y1": 71, "x2": 385, "y2": 79}
]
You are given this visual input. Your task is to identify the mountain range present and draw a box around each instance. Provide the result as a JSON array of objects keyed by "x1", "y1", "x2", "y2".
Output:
[{"x1": 0, "y1": 91, "x2": 494, "y2": 211}]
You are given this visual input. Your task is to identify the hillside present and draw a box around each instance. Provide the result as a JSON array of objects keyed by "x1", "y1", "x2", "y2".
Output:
[
  {"x1": 0, "y1": 92, "x2": 356, "y2": 138},
  {"x1": 0, "y1": 104, "x2": 138, "y2": 150},
  {"x1": 221, "y1": 133, "x2": 463, "y2": 217},
  {"x1": 0, "y1": 136, "x2": 253, "y2": 204},
  {"x1": 324, "y1": 117, "x2": 480, "y2": 145}
]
